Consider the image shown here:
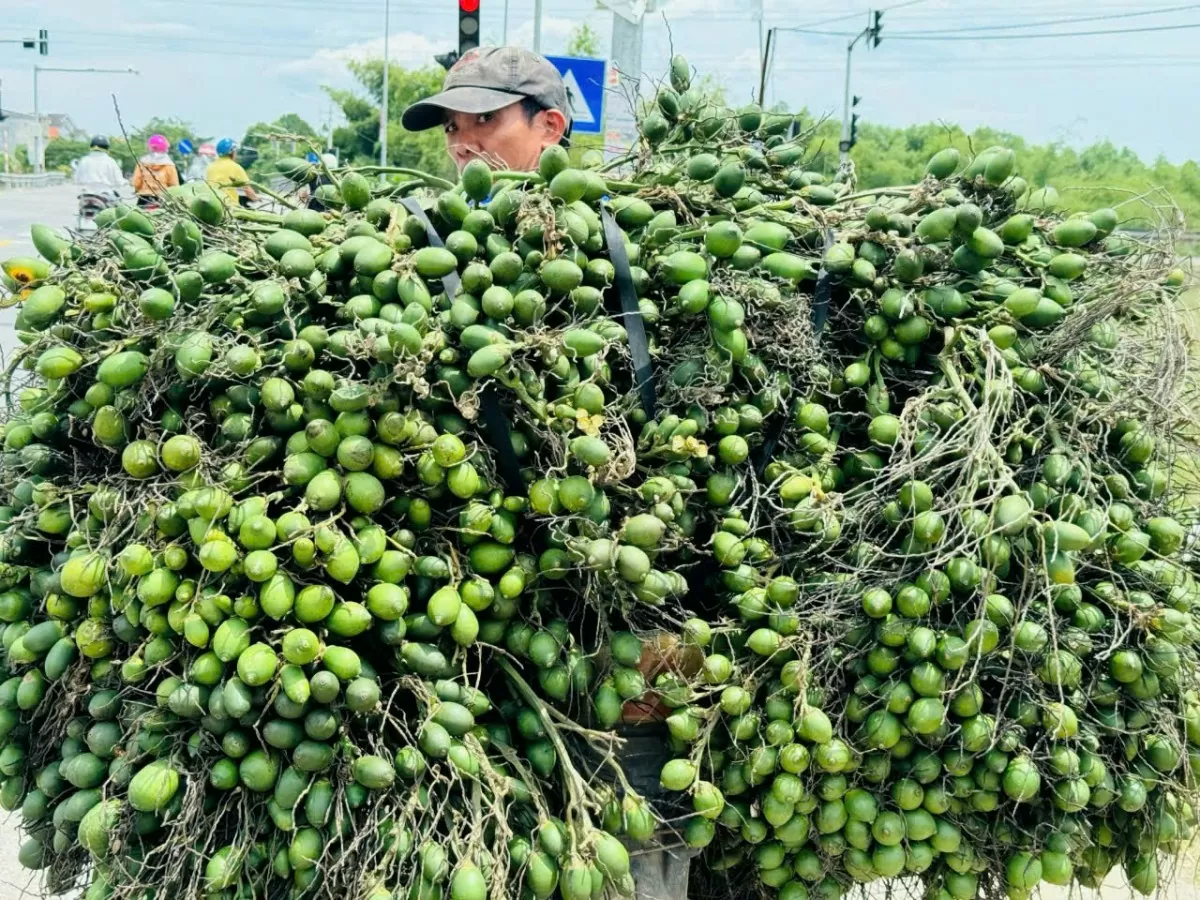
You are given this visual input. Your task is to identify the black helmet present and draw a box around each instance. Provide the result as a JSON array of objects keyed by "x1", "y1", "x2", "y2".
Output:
[{"x1": 90, "y1": 135, "x2": 110, "y2": 149}]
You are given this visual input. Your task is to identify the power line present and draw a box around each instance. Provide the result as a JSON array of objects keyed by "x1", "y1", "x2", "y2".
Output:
[
  {"x1": 731, "y1": 52, "x2": 1200, "y2": 66},
  {"x1": 776, "y1": 0, "x2": 931, "y2": 33},
  {"x1": 780, "y1": 11, "x2": 869, "y2": 30},
  {"x1": 783, "y1": 19, "x2": 1200, "y2": 40},
  {"x1": 887, "y1": 20, "x2": 1200, "y2": 40},
  {"x1": 771, "y1": 58, "x2": 1200, "y2": 73},
  {"x1": 888, "y1": 2, "x2": 1200, "y2": 35}
]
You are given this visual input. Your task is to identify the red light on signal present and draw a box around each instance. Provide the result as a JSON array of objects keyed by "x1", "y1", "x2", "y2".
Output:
[{"x1": 460, "y1": 0, "x2": 479, "y2": 10}]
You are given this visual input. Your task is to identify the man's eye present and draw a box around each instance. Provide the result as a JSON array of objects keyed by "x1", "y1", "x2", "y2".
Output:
[
  {"x1": 475, "y1": 113, "x2": 494, "y2": 125},
  {"x1": 444, "y1": 122, "x2": 457, "y2": 135}
]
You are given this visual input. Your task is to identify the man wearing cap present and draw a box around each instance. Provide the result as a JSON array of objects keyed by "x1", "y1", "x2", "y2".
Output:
[{"x1": 402, "y1": 46, "x2": 572, "y2": 172}]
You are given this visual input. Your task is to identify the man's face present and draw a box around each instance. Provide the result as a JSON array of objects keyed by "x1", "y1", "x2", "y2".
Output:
[{"x1": 444, "y1": 102, "x2": 563, "y2": 173}]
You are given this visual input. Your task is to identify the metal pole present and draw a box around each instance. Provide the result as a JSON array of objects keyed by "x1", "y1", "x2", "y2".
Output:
[
  {"x1": 502, "y1": 0, "x2": 510, "y2": 43},
  {"x1": 29, "y1": 66, "x2": 136, "y2": 174},
  {"x1": 839, "y1": 39, "x2": 853, "y2": 165},
  {"x1": 757, "y1": 28, "x2": 774, "y2": 108},
  {"x1": 533, "y1": 0, "x2": 543, "y2": 52},
  {"x1": 380, "y1": 0, "x2": 390, "y2": 166},
  {"x1": 607, "y1": 11, "x2": 639, "y2": 160},
  {"x1": 32, "y1": 66, "x2": 40, "y2": 174}
]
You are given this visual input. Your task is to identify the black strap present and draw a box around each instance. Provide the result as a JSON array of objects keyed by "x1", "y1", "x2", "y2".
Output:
[
  {"x1": 809, "y1": 227, "x2": 837, "y2": 338},
  {"x1": 400, "y1": 197, "x2": 461, "y2": 300},
  {"x1": 753, "y1": 227, "x2": 838, "y2": 477},
  {"x1": 599, "y1": 202, "x2": 657, "y2": 418},
  {"x1": 400, "y1": 196, "x2": 523, "y2": 494},
  {"x1": 478, "y1": 385, "x2": 525, "y2": 494}
]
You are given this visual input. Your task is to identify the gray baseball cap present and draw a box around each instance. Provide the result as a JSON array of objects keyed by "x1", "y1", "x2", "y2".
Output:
[{"x1": 402, "y1": 46, "x2": 571, "y2": 132}]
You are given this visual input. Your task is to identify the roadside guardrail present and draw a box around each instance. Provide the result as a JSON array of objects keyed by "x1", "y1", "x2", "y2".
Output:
[{"x1": 0, "y1": 173, "x2": 67, "y2": 189}]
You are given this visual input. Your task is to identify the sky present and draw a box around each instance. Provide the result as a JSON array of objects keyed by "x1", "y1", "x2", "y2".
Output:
[{"x1": 2, "y1": 0, "x2": 1199, "y2": 164}]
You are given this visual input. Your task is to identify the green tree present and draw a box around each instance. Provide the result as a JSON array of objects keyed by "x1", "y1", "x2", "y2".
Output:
[
  {"x1": 325, "y1": 60, "x2": 453, "y2": 178},
  {"x1": 566, "y1": 23, "x2": 600, "y2": 57},
  {"x1": 43, "y1": 139, "x2": 90, "y2": 173},
  {"x1": 112, "y1": 117, "x2": 207, "y2": 175},
  {"x1": 242, "y1": 114, "x2": 321, "y2": 175},
  {"x1": 779, "y1": 113, "x2": 1200, "y2": 228}
]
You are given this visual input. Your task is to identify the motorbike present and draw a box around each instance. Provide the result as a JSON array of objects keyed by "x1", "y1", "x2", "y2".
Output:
[{"x1": 77, "y1": 191, "x2": 117, "y2": 230}]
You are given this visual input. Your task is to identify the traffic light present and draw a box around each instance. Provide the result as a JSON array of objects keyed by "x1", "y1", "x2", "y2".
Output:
[
  {"x1": 848, "y1": 94, "x2": 861, "y2": 149},
  {"x1": 38, "y1": 29, "x2": 48, "y2": 56},
  {"x1": 458, "y1": 0, "x2": 480, "y2": 55},
  {"x1": 872, "y1": 11, "x2": 882, "y2": 47}
]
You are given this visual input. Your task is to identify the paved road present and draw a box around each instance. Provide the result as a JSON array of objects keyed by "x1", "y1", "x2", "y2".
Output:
[{"x1": 0, "y1": 184, "x2": 81, "y2": 366}]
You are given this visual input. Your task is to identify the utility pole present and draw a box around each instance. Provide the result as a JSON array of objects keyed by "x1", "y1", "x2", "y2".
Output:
[
  {"x1": 839, "y1": 9, "x2": 882, "y2": 164},
  {"x1": 502, "y1": 0, "x2": 509, "y2": 43},
  {"x1": 533, "y1": 0, "x2": 543, "y2": 52},
  {"x1": 752, "y1": 0, "x2": 764, "y2": 83},
  {"x1": 758, "y1": 28, "x2": 774, "y2": 107},
  {"x1": 379, "y1": 0, "x2": 390, "y2": 166},
  {"x1": 598, "y1": 1, "x2": 658, "y2": 162}
]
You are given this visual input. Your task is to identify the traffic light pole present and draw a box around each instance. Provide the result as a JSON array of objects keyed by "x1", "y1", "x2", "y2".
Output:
[
  {"x1": 838, "y1": 37, "x2": 857, "y2": 164},
  {"x1": 31, "y1": 66, "x2": 137, "y2": 173},
  {"x1": 839, "y1": 11, "x2": 881, "y2": 164},
  {"x1": 380, "y1": 0, "x2": 390, "y2": 166}
]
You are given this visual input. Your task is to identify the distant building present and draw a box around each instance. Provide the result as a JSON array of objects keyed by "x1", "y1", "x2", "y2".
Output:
[{"x1": 0, "y1": 110, "x2": 82, "y2": 170}]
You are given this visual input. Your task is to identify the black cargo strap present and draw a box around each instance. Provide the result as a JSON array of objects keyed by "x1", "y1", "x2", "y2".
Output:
[
  {"x1": 478, "y1": 385, "x2": 526, "y2": 494},
  {"x1": 399, "y1": 197, "x2": 460, "y2": 300},
  {"x1": 753, "y1": 227, "x2": 837, "y2": 477},
  {"x1": 809, "y1": 227, "x2": 837, "y2": 339},
  {"x1": 599, "y1": 202, "x2": 657, "y2": 418},
  {"x1": 400, "y1": 196, "x2": 524, "y2": 494}
]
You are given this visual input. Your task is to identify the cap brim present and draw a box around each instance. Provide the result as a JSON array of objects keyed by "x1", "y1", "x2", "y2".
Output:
[{"x1": 401, "y1": 86, "x2": 524, "y2": 131}]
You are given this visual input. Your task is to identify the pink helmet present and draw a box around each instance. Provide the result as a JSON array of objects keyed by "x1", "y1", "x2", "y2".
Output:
[
  {"x1": 147, "y1": 134, "x2": 169, "y2": 153},
  {"x1": 198, "y1": 143, "x2": 217, "y2": 158}
]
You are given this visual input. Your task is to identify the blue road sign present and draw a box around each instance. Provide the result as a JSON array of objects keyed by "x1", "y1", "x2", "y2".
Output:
[
  {"x1": 177, "y1": 138, "x2": 194, "y2": 156},
  {"x1": 544, "y1": 55, "x2": 606, "y2": 135}
]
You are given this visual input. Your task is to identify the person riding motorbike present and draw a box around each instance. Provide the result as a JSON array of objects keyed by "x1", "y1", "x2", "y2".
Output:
[
  {"x1": 184, "y1": 143, "x2": 217, "y2": 183},
  {"x1": 303, "y1": 151, "x2": 339, "y2": 211},
  {"x1": 74, "y1": 135, "x2": 128, "y2": 228},
  {"x1": 206, "y1": 138, "x2": 259, "y2": 208},
  {"x1": 73, "y1": 135, "x2": 126, "y2": 200},
  {"x1": 131, "y1": 134, "x2": 180, "y2": 207}
]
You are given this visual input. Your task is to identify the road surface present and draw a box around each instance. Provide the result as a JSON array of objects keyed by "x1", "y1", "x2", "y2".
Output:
[{"x1": 0, "y1": 184, "x2": 80, "y2": 366}]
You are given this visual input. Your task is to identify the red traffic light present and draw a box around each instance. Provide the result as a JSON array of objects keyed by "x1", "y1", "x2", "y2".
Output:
[{"x1": 459, "y1": 0, "x2": 479, "y2": 10}]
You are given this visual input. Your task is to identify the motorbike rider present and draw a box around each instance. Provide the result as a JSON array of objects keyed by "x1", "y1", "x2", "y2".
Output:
[
  {"x1": 73, "y1": 135, "x2": 126, "y2": 200},
  {"x1": 206, "y1": 138, "x2": 259, "y2": 207},
  {"x1": 131, "y1": 134, "x2": 180, "y2": 206},
  {"x1": 303, "y1": 151, "x2": 339, "y2": 211},
  {"x1": 184, "y1": 142, "x2": 217, "y2": 183}
]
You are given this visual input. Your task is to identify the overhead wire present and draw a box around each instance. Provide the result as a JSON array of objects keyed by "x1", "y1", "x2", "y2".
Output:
[
  {"x1": 884, "y1": 20, "x2": 1200, "y2": 40},
  {"x1": 884, "y1": 2, "x2": 1200, "y2": 35}
]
